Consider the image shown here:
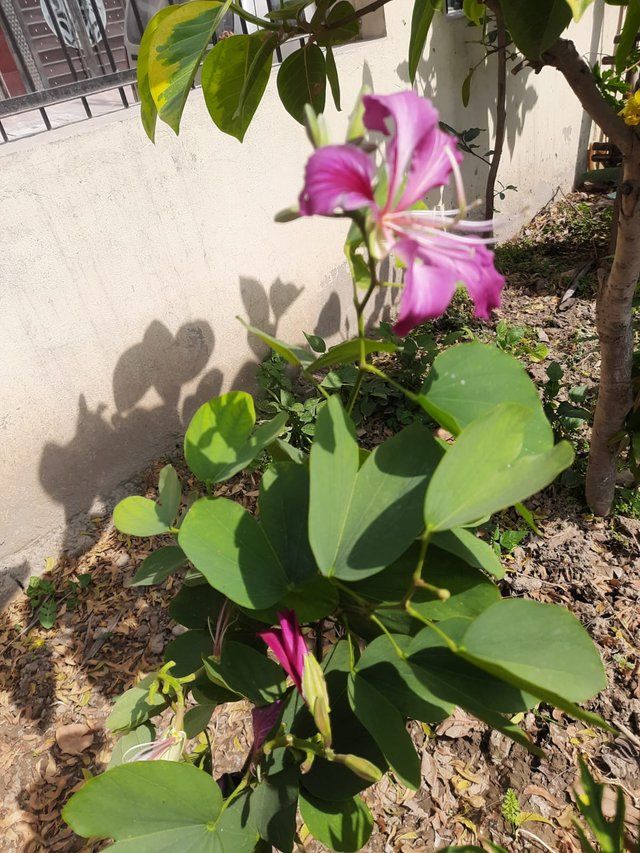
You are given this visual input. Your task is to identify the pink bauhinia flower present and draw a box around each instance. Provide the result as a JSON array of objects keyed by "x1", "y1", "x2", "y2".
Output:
[
  {"x1": 259, "y1": 610, "x2": 307, "y2": 693},
  {"x1": 296, "y1": 91, "x2": 504, "y2": 335},
  {"x1": 259, "y1": 610, "x2": 332, "y2": 745}
]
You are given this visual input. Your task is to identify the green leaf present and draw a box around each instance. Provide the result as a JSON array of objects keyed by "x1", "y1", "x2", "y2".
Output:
[
  {"x1": 304, "y1": 331, "x2": 327, "y2": 353},
  {"x1": 184, "y1": 391, "x2": 287, "y2": 483},
  {"x1": 419, "y1": 342, "x2": 553, "y2": 456},
  {"x1": 178, "y1": 497, "x2": 289, "y2": 608},
  {"x1": 317, "y1": 1, "x2": 359, "y2": 45},
  {"x1": 461, "y1": 69, "x2": 472, "y2": 107},
  {"x1": 325, "y1": 45, "x2": 341, "y2": 110},
  {"x1": 408, "y1": 0, "x2": 438, "y2": 84},
  {"x1": 310, "y1": 397, "x2": 443, "y2": 579},
  {"x1": 63, "y1": 761, "x2": 224, "y2": 848},
  {"x1": 157, "y1": 464, "x2": 181, "y2": 526},
  {"x1": 108, "y1": 722, "x2": 155, "y2": 768},
  {"x1": 106, "y1": 674, "x2": 167, "y2": 733},
  {"x1": 148, "y1": 0, "x2": 231, "y2": 134},
  {"x1": 463, "y1": 0, "x2": 485, "y2": 24},
  {"x1": 250, "y1": 767, "x2": 299, "y2": 853},
  {"x1": 184, "y1": 702, "x2": 216, "y2": 737},
  {"x1": 277, "y1": 44, "x2": 326, "y2": 124},
  {"x1": 113, "y1": 496, "x2": 172, "y2": 537},
  {"x1": 259, "y1": 463, "x2": 317, "y2": 586},
  {"x1": 347, "y1": 543, "x2": 499, "y2": 622},
  {"x1": 204, "y1": 641, "x2": 286, "y2": 704},
  {"x1": 459, "y1": 599, "x2": 607, "y2": 705},
  {"x1": 169, "y1": 581, "x2": 224, "y2": 628},
  {"x1": 307, "y1": 338, "x2": 396, "y2": 372},
  {"x1": 424, "y1": 403, "x2": 573, "y2": 531},
  {"x1": 299, "y1": 792, "x2": 373, "y2": 852},
  {"x1": 130, "y1": 546, "x2": 188, "y2": 586},
  {"x1": 565, "y1": 0, "x2": 594, "y2": 20},
  {"x1": 499, "y1": 0, "x2": 571, "y2": 59},
  {"x1": 137, "y1": 6, "x2": 176, "y2": 141},
  {"x1": 38, "y1": 598, "x2": 57, "y2": 629},
  {"x1": 202, "y1": 32, "x2": 275, "y2": 142},
  {"x1": 615, "y1": 0, "x2": 640, "y2": 72},
  {"x1": 239, "y1": 318, "x2": 314, "y2": 367},
  {"x1": 348, "y1": 673, "x2": 420, "y2": 789},
  {"x1": 164, "y1": 629, "x2": 211, "y2": 677},
  {"x1": 575, "y1": 757, "x2": 626, "y2": 853},
  {"x1": 432, "y1": 528, "x2": 504, "y2": 579}
]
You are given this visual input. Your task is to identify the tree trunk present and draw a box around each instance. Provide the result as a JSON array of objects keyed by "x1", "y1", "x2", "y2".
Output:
[
  {"x1": 585, "y1": 146, "x2": 640, "y2": 514},
  {"x1": 484, "y1": 5, "x2": 507, "y2": 224}
]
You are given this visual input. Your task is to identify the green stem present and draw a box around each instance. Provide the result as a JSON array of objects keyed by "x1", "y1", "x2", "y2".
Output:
[
  {"x1": 362, "y1": 362, "x2": 420, "y2": 403},
  {"x1": 405, "y1": 604, "x2": 459, "y2": 653},
  {"x1": 346, "y1": 370, "x2": 365, "y2": 415},
  {"x1": 229, "y1": 2, "x2": 281, "y2": 30},
  {"x1": 403, "y1": 529, "x2": 432, "y2": 607}
]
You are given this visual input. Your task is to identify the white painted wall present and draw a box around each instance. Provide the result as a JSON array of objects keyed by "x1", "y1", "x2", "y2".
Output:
[{"x1": 0, "y1": 0, "x2": 617, "y2": 601}]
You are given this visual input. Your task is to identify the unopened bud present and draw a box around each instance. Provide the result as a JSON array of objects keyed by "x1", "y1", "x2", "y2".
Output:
[
  {"x1": 334, "y1": 753, "x2": 382, "y2": 784},
  {"x1": 304, "y1": 104, "x2": 329, "y2": 149},
  {"x1": 302, "y1": 654, "x2": 332, "y2": 746}
]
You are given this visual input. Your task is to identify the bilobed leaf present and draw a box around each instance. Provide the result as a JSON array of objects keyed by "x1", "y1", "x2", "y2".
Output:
[
  {"x1": 169, "y1": 581, "x2": 224, "y2": 628},
  {"x1": 148, "y1": 0, "x2": 231, "y2": 133},
  {"x1": 137, "y1": 6, "x2": 176, "y2": 141},
  {"x1": 178, "y1": 498, "x2": 289, "y2": 608},
  {"x1": 307, "y1": 338, "x2": 396, "y2": 372},
  {"x1": 615, "y1": 0, "x2": 640, "y2": 72},
  {"x1": 164, "y1": 629, "x2": 212, "y2": 677},
  {"x1": 62, "y1": 761, "x2": 224, "y2": 849},
  {"x1": 113, "y1": 497, "x2": 171, "y2": 537},
  {"x1": 348, "y1": 673, "x2": 421, "y2": 789},
  {"x1": 250, "y1": 767, "x2": 299, "y2": 853},
  {"x1": 106, "y1": 674, "x2": 167, "y2": 733},
  {"x1": 499, "y1": 0, "x2": 571, "y2": 59},
  {"x1": 157, "y1": 464, "x2": 181, "y2": 526},
  {"x1": 204, "y1": 641, "x2": 287, "y2": 704},
  {"x1": 310, "y1": 397, "x2": 443, "y2": 579},
  {"x1": 432, "y1": 527, "x2": 504, "y2": 578},
  {"x1": 185, "y1": 392, "x2": 287, "y2": 483},
  {"x1": 130, "y1": 546, "x2": 188, "y2": 586},
  {"x1": 419, "y1": 342, "x2": 553, "y2": 456},
  {"x1": 202, "y1": 32, "x2": 275, "y2": 142},
  {"x1": 424, "y1": 403, "x2": 573, "y2": 532},
  {"x1": 459, "y1": 599, "x2": 607, "y2": 705},
  {"x1": 277, "y1": 44, "x2": 326, "y2": 124},
  {"x1": 347, "y1": 543, "x2": 499, "y2": 622},
  {"x1": 409, "y1": 0, "x2": 439, "y2": 83},
  {"x1": 258, "y1": 463, "x2": 317, "y2": 586},
  {"x1": 108, "y1": 722, "x2": 155, "y2": 768},
  {"x1": 299, "y1": 792, "x2": 373, "y2": 852}
]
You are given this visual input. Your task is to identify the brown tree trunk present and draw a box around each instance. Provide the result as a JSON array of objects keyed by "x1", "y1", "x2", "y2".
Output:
[
  {"x1": 585, "y1": 147, "x2": 640, "y2": 514},
  {"x1": 484, "y1": 4, "x2": 507, "y2": 223}
]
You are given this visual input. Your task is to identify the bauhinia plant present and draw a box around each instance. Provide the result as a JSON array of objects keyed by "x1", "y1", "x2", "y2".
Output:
[
  {"x1": 63, "y1": 90, "x2": 609, "y2": 852},
  {"x1": 137, "y1": 0, "x2": 640, "y2": 515}
]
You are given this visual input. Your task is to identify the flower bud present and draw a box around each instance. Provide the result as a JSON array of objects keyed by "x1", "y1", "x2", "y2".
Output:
[
  {"x1": 334, "y1": 753, "x2": 382, "y2": 784},
  {"x1": 301, "y1": 653, "x2": 332, "y2": 746}
]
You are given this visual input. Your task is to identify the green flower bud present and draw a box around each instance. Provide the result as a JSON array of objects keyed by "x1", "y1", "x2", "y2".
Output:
[
  {"x1": 301, "y1": 653, "x2": 332, "y2": 746},
  {"x1": 334, "y1": 753, "x2": 382, "y2": 784}
]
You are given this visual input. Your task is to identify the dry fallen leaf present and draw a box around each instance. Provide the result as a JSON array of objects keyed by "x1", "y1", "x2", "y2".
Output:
[{"x1": 55, "y1": 723, "x2": 94, "y2": 755}]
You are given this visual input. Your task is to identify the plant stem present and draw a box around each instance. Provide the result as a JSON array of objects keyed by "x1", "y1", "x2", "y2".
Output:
[
  {"x1": 484, "y1": 1, "x2": 507, "y2": 226},
  {"x1": 322, "y1": 0, "x2": 392, "y2": 30},
  {"x1": 362, "y1": 362, "x2": 420, "y2": 403},
  {"x1": 402, "y1": 529, "x2": 432, "y2": 607},
  {"x1": 229, "y1": 2, "x2": 281, "y2": 30}
]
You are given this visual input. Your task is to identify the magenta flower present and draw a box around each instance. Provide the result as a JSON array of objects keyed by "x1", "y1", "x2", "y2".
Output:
[
  {"x1": 259, "y1": 610, "x2": 307, "y2": 693},
  {"x1": 297, "y1": 91, "x2": 504, "y2": 335}
]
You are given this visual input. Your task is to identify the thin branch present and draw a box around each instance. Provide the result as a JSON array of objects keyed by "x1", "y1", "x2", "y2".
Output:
[
  {"x1": 541, "y1": 37, "x2": 634, "y2": 155},
  {"x1": 484, "y1": 2, "x2": 507, "y2": 225},
  {"x1": 324, "y1": 0, "x2": 392, "y2": 31}
]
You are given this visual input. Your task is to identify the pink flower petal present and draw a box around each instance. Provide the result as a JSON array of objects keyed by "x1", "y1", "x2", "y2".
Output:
[
  {"x1": 363, "y1": 92, "x2": 444, "y2": 210},
  {"x1": 258, "y1": 610, "x2": 307, "y2": 693},
  {"x1": 299, "y1": 144, "x2": 376, "y2": 216},
  {"x1": 464, "y1": 244, "x2": 505, "y2": 318},
  {"x1": 393, "y1": 240, "x2": 458, "y2": 335},
  {"x1": 399, "y1": 125, "x2": 462, "y2": 210}
]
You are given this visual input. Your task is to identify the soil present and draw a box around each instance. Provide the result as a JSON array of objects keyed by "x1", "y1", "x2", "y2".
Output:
[{"x1": 0, "y1": 191, "x2": 638, "y2": 853}]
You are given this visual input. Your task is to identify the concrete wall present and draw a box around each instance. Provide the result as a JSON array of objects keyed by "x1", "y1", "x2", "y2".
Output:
[{"x1": 0, "y1": 0, "x2": 617, "y2": 602}]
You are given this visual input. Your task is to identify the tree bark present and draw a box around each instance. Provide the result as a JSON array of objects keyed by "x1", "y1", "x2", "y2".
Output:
[
  {"x1": 540, "y1": 37, "x2": 638, "y2": 514},
  {"x1": 585, "y1": 148, "x2": 640, "y2": 513}
]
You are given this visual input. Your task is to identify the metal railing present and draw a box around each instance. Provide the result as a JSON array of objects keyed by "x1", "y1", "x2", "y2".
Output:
[{"x1": 0, "y1": 0, "x2": 288, "y2": 143}]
